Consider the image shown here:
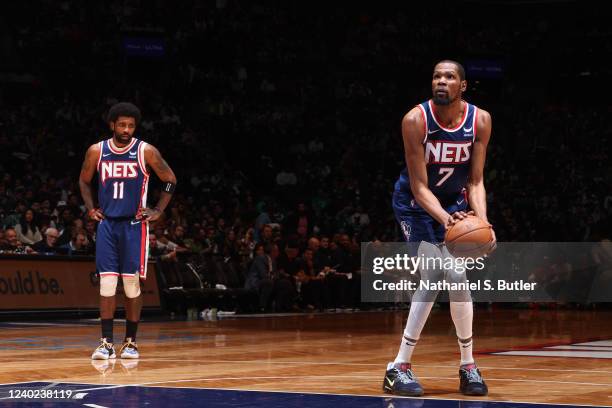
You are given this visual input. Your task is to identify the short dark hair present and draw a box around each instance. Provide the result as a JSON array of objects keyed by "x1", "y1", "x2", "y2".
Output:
[
  {"x1": 435, "y1": 60, "x2": 466, "y2": 81},
  {"x1": 107, "y1": 102, "x2": 142, "y2": 124}
]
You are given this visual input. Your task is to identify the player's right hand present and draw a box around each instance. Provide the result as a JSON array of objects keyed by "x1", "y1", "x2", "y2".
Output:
[
  {"x1": 445, "y1": 210, "x2": 474, "y2": 229},
  {"x1": 88, "y1": 208, "x2": 105, "y2": 221}
]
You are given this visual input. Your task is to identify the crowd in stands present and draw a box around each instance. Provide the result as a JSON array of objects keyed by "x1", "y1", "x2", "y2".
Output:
[{"x1": 1, "y1": 1, "x2": 611, "y2": 311}]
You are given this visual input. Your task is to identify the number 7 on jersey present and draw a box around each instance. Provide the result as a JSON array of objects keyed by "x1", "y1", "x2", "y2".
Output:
[{"x1": 436, "y1": 167, "x2": 454, "y2": 187}]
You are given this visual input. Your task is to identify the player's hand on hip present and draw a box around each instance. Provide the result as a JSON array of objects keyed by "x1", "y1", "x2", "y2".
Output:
[
  {"x1": 88, "y1": 208, "x2": 105, "y2": 221},
  {"x1": 138, "y1": 207, "x2": 162, "y2": 222}
]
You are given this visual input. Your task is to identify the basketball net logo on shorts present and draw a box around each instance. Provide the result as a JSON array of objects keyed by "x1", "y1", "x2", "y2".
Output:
[
  {"x1": 400, "y1": 221, "x2": 411, "y2": 241},
  {"x1": 425, "y1": 141, "x2": 471, "y2": 164},
  {"x1": 100, "y1": 161, "x2": 139, "y2": 184}
]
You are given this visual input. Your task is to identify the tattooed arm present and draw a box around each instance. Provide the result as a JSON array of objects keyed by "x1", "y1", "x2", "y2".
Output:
[
  {"x1": 79, "y1": 143, "x2": 104, "y2": 221},
  {"x1": 140, "y1": 144, "x2": 177, "y2": 222}
]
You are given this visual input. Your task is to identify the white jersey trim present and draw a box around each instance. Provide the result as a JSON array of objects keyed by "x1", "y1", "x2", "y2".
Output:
[
  {"x1": 472, "y1": 107, "x2": 479, "y2": 142},
  {"x1": 140, "y1": 174, "x2": 149, "y2": 209},
  {"x1": 96, "y1": 141, "x2": 104, "y2": 172},
  {"x1": 108, "y1": 138, "x2": 137, "y2": 154},
  {"x1": 428, "y1": 99, "x2": 470, "y2": 132},
  {"x1": 137, "y1": 141, "x2": 149, "y2": 176},
  {"x1": 417, "y1": 104, "x2": 428, "y2": 144},
  {"x1": 142, "y1": 221, "x2": 149, "y2": 279}
]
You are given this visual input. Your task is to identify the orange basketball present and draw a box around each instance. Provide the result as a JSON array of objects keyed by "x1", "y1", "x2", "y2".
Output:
[{"x1": 444, "y1": 215, "x2": 494, "y2": 258}]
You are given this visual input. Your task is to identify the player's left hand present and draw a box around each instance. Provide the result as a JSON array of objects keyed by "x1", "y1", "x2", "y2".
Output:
[
  {"x1": 137, "y1": 207, "x2": 162, "y2": 222},
  {"x1": 473, "y1": 214, "x2": 496, "y2": 255},
  {"x1": 487, "y1": 228, "x2": 497, "y2": 255}
]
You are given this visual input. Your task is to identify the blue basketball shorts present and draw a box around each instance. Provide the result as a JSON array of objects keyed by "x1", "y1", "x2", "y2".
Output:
[
  {"x1": 95, "y1": 218, "x2": 149, "y2": 278},
  {"x1": 392, "y1": 190, "x2": 467, "y2": 244}
]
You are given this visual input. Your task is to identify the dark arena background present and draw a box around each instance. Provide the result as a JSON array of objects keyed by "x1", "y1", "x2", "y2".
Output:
[{"x1": 1, "y1": 1, "x2": 611, "y2": 407}]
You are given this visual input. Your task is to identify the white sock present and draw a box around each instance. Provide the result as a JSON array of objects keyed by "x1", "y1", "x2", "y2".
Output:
[
  {"x1": 458, "y1": 338, "x2": 474, "y2": 366},
  {"x1": 394, "y1": 334, "x2": 417, "y2": 365},
  {"x1": 450, "y1": 301, "x2": 474, "y2": 365},
  {"x1": 394, "y1": 301, "x2": 434, "y2": 363}
]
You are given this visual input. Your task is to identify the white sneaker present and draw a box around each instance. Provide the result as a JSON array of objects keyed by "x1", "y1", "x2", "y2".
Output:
[
  {"x1": 119, "y1": 338, "x2": 139, "y2": 359},
  {"x1": 92, "y1": 338, "x2": 116, "y2": 360}
]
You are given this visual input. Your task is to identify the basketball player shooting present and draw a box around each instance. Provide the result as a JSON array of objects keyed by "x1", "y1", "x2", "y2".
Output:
[
  {"x1": 383, "y1": 61, "x2": 496, "y2": 396},
  {"x1": 79, "y1": 102, "x2": 177, "y2": 360}
]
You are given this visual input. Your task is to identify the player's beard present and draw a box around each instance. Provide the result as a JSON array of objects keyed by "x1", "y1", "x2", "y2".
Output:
[
  {"x1": 114, "y1": 132, "x2": 132, "y2": 145},
  {"x1": 432, "y1": 96, "x2": 450, "y2": 106},
  {"x1": 433, "y1": 94, "x2": 453, "y2": 106}
]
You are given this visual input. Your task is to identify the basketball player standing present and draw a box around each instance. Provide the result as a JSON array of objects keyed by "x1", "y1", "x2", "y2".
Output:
[
  {"x1": 383, "y1": 61, "x2": 495, "y2": 396},
  {"x1": 80, "y1": 102, "x2": 177, "y2": 360}
]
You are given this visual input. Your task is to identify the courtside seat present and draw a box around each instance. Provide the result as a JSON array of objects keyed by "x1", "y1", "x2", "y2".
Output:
[{"x1": 154, "y1": 258, "x2": 191, "y2": 313}]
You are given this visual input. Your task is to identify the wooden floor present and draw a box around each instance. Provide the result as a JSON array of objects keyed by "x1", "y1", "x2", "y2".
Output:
[{"x1": 1, "y1": 308, "x2": 612, "y2": 406}]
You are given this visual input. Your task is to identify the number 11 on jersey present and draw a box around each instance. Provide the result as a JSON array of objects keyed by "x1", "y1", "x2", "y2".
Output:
[{"x1": 112, "y1": 181, "x2": 124, "y2": 199}]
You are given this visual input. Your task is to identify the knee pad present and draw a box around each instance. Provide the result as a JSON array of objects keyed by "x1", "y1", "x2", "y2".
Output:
[
  {"x1": 450, "y1": 301, "x2": 474, "y2": 339},
  {"x1": 100, "y1": 274, "x2": 119, "y2": 297},
  {"x1": 413, "y1": 241, "x2": 443, "y2": 302},
  {"x1": 122, "y1": 275, "x2": 141, "y2": 298}
]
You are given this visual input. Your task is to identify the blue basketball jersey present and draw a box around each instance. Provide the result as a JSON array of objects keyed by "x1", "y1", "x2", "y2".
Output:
[
  {"x1": 395, "y1": 99, "x2": 478, "y2": 207},
  {"x1": 97, "y1": 137, "x2": 149, "y2": 218}
]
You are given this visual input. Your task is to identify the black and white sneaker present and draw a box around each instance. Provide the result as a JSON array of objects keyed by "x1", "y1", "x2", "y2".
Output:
[
  {"x1": 459, "y1": 364, "x2": 488, "y2": 396},
  {"x1": 383, "y1": 362, "x2": 424, "y2": 396},
  {"x1": 91, "y1": 338, "x2": 116, "y2": 360}
]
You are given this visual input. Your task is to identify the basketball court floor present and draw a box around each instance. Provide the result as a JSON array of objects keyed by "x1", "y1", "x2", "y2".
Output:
[{"x1": 1, "y1": 309, "x2": 611, "y2": 407}]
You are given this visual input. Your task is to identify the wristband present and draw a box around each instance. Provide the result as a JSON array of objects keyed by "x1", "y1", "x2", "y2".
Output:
[{"x1": 163, "y1": 182, "x2": 176, "y2": 194}]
